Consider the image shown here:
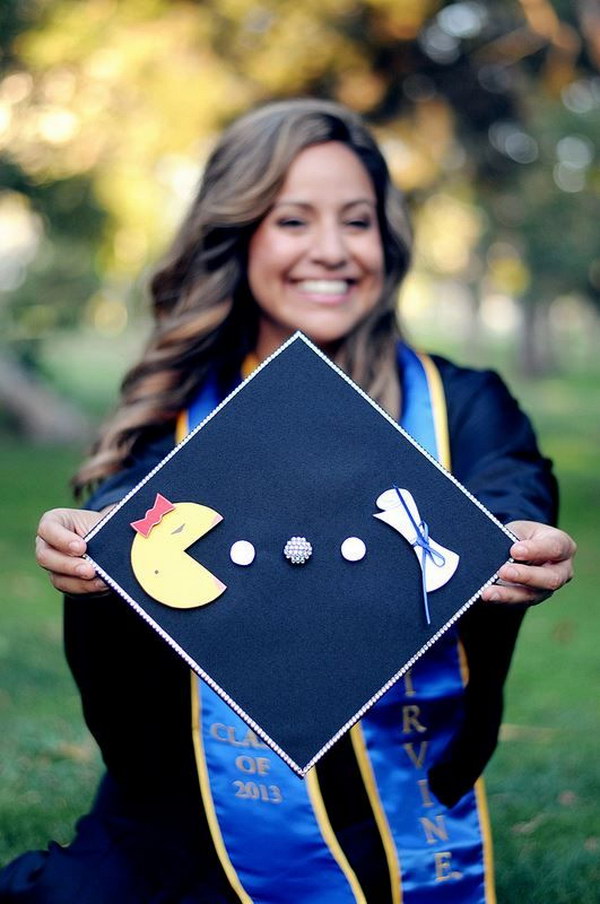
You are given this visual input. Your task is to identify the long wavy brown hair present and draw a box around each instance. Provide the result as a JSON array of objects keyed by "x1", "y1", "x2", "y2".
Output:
[{"x1": 74, "y1": 98, "x2": 412, "y2": 496}]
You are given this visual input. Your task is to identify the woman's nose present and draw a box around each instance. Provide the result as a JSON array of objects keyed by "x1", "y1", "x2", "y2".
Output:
[{"x1": 309, "y1": 223, "x2": 348, "y2": 267}]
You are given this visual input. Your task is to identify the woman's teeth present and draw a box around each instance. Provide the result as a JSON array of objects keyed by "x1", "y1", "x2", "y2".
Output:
[{"x1": 296, "y1": 280, "x2": 350, "y2": 294}]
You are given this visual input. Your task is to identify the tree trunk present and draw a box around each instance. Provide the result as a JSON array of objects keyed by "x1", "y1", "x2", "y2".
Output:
[
  {"x1": 517, "y1": 296, "x2": 557, "y2": 378},
  {"x1": 0, "y1": 350, "x2": 91, "y2": 443}
]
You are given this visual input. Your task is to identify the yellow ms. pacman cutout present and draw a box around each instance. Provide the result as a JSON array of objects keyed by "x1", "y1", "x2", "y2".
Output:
[{"x1": 130, "y1": 494, "x2": 226, "y2": 609}]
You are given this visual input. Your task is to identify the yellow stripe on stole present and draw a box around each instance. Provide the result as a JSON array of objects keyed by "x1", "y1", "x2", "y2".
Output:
[
  {"x1": 474, "y1": 780, "x2": 496, "y2": 904},
  {"x1": 350, "y1": 352, "x2": 496, "y2": 903},
  {"x1": 190, "y1": 674, "x2": 253, "y2": 904},
  {"x1": 178, "y1": 407, "x2": 248, "y2": 902},
  {"x1": 180, "y1": 408, "x2": 251, "y2": 902},
  {"x1": 347, "y1": 351, "x2": 450, "y2": 904},
  {"x1": 456, "y1": 647, "x2": 497, "y2": 904},
  {"x1": 306, "y1": 769, "x2": 368, "y2": 904},
  {"x1": 350, "y1": 724, "x2": 403, "y2": 904},
  {"x1": 175, "y1": 410, "x2": 188, "y2": 444},
  {"x1": 422, "y1": 351, "x2": 497, "y2": 904},
  {"x1": 415, "y1": 351, "x2": 452, "y2": 472}
]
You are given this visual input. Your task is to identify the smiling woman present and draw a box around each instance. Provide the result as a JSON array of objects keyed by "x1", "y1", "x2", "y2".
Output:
[
  {"x1": 2, "y1": 99, "x2": 575, "y2": 904},
  {"x1": 248, "y1": 142, "x2": 385, "y2": 357}
]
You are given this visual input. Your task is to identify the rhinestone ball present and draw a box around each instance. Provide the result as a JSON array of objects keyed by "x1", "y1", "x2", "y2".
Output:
[{"x1": 283, "y1": 536, "x2": 313, "y2": 565}]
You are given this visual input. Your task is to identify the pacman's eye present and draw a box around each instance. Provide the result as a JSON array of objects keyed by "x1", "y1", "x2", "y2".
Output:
[{"x1": 171, "y1": 523, "x2": 185, "y2": 535}]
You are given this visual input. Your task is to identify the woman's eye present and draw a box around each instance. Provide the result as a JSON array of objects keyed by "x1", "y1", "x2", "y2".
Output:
[
  {"x1": 346, "y1": 218, "x2": 372, "y2": 229},
  {"x1": 276, "y1": 217, "x2": 306, "y2": 228}
]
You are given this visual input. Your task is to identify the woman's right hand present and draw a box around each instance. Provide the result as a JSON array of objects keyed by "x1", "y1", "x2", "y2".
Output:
[{"x1": 35, "y1": 508, "x2": 111, "y2": 595}]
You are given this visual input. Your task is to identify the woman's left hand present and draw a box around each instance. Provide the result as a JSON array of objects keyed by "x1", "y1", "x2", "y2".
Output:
[{"x1": 480, "y1": 520, "x2": 576, "y2": 606}]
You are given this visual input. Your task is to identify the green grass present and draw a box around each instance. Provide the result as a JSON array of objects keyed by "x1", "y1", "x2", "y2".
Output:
[
  {"x1": 0, "y1": 356, "x2": 598, "y2": 901},
  {"x1": 482, "y1": 367, "x2": 600, "y2": 903},
  {"x1": 0, "y1": 442, "x2": 102, "y2": 863}
]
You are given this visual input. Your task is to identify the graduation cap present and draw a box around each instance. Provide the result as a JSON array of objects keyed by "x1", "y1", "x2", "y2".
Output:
[{"x1": 85, "y1": 333, "x2": 514, "y2": 776}]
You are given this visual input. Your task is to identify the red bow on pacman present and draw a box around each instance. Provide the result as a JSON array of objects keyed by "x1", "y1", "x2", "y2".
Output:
[{"x1": 130, "y1": 493, "x2": 176, "y2": 538}]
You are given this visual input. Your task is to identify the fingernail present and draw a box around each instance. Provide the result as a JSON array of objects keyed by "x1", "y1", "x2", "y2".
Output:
[
  {"x1": 69, "y1": 540, "x2": 84, "y2": 553},
  {"x1": 512, "y1": 543, "x2": 528, "y2": 559},
  {"x1": 486, "y1": 590, "x2": 500, "y2": 602},
  {"x1": 503, "y1": 565, "x2": 519, "y2": 581},
  {"x1": 76, "y1": 564, "x2": 91, "y2": 578}
]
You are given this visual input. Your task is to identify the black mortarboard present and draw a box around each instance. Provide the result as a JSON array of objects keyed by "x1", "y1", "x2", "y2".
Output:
[{"x1": 85, "y1": 333, "x2": 514, "y2": 775}]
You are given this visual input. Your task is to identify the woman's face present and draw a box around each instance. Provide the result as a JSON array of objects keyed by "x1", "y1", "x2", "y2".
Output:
[{"x1": 248, "y1": 141, "x2": 385, "y2": 359}]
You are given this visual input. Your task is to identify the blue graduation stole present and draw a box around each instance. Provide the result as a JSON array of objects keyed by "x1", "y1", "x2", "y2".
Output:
[{"x1": 178, "y1": 346, "x2": 496, "y2": 904}]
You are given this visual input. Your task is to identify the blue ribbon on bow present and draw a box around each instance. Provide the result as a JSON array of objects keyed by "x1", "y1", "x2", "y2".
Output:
[{"x1": 393, "y1": 485, "x2": 446, "y2": 625}]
